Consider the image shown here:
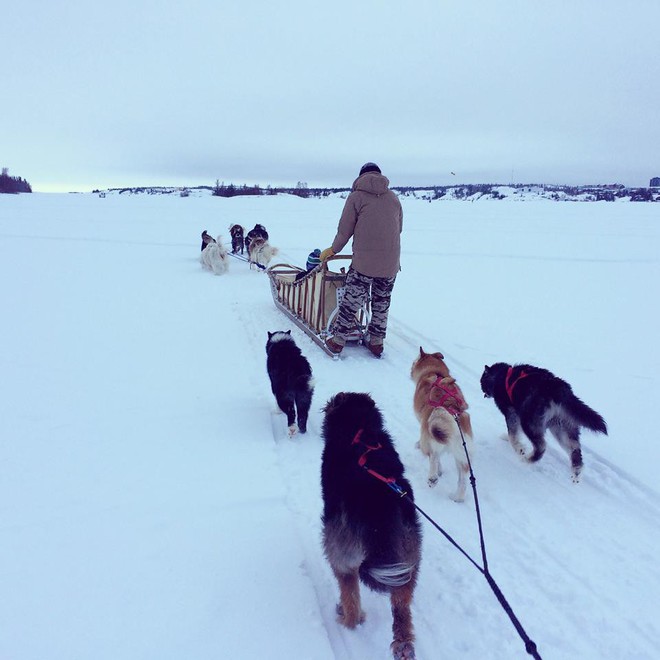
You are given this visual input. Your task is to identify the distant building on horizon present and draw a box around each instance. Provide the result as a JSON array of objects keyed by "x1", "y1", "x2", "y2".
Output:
[{"x1": 651, "y1": 177, "x2": 660, "y2": 187}]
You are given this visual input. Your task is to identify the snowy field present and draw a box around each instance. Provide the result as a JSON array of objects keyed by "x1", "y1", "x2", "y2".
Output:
[{"x1": 1, "y1": 192, "x2": 659, "y2": 659}]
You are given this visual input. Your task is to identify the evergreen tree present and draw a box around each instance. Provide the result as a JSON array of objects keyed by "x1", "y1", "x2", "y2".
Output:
[{"x1": 0, "y1": 168, "x2": 32, "y2": 193}]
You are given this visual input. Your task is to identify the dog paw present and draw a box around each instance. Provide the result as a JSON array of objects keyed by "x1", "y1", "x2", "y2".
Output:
[
  {"x1": 391, "y1": 640, "x2": 416, "y2": 660},
  {"x1": 571, "y1": 472, "x2": 581, "y2": 484},
  {"x1": 336, "y1": 603, "x2": 365, "y2": 628},
  {"x1": 450, "y1": 491, "x2": 465, "y2": 503},
  {"x1": 287, "y1": 425, "x2": 297, "y2": 438}
]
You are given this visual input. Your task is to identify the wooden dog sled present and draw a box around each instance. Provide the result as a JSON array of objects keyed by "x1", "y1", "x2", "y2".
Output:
[{"x1": 266, "y1": 255, "x2": 370, "y2": 357}]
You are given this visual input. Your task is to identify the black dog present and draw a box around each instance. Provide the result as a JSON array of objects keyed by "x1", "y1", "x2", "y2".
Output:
[
  {"x1": 321, "y1": 392, "x2": 421, "y2": 660},
  {"x1": 229, "y1": 224, "x2": 245, "y2": 254},
  {"x1": 245, "y1": 223, "x2": 268, "y2": 252},
  {"x1": 480, "y1": 362, "x2": 607, "y2": 481},
  {"x1": 266, "y1": 331, "x2": 313, "y2": 436}
]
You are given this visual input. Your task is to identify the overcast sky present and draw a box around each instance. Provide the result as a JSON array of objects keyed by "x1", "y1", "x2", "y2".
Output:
[{"x1": 4, "y1": 0, "x2": 660, "y2": 192}]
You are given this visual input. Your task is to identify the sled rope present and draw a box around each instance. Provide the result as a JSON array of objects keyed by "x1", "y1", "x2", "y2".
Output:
[
  {"x1": 225, "y1": 248, "x2": 266, "y2": 270},
  {"x1": 352, "y1": 431, "x2": 482, "y2": 572},
  {"x1": 452, "y1": 413, "x2": 541, "y2": 659},
  {"x1": 353, "y1": 425, "x2": 542, "y2": 659}
]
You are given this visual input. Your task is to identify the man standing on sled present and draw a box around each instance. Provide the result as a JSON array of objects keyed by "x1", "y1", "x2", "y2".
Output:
[{"x1": 320, "y1": 162, "x2": 403, "y2": 358}]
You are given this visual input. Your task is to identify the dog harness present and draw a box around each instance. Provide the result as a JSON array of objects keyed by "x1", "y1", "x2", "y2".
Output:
[
  {"x1": 428, "y1": 377, "x2": 467, "y2": 417},
  {"x1": 351, "y1": 429, "x2": 406, "y2": 495},
  {"x1": 505, "y1": 367, "x2": 529, "y2": 402}
]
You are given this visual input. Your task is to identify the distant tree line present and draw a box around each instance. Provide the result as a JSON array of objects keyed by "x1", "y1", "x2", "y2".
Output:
[
  {"x1": 97, "y1": 180, "x2": 659, "y2": 202},
  {"x1": 394, "y1": 182, "x2": 658, "y2": 202},
  {"x1": 211, "y1": 179, "x2": 347, "y2": 198},
  {"x1": 0, "y1": 168, "x2": 32, "y2": 194}
]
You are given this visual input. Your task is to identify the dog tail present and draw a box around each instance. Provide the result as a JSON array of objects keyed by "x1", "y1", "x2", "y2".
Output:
[
  {"x1": 565, "y1": 395, "x2": 608, "y2": 435},
  {"x1": 367, "y1": 563, "x2": 415, "y2": 588},
  {"x1": 428, "y1": 409, "x2": 452, "y2": 444},
  {"x1": 430, "y1": 425, "x2": 448, "y2": 444}
]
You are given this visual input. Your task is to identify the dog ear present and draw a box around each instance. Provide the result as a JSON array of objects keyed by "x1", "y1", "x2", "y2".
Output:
[
  {"x1": 323, "y1": 392, "x2": 345, "y2": 413},
  {"x1": 285, "y1": 330, "x2": 291, "y2": 335},
  {"x1": 419, "y1": 346, "x2": 425, "y2": 357},
  {"x1": 267, "y1": 331, "x2": 273, "y2": 339},
  {"x1": 435, "y1": 352, "x2": 445, "y2": 359}
]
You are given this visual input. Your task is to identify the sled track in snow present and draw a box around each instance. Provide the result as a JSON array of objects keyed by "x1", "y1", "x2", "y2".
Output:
[{"x1": 234, "y1": 276, "x2": 660, "y2": 659}]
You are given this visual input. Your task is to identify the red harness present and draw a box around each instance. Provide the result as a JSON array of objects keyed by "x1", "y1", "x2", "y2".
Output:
[
  {"x1": 428, "y1": 377, "x2": 467, "y2": 417},
  {"x1": 351, "y1": 429, "x2": 399, "y2": 487},
  {"x1": 505, "y1": 367, "x2": 529, "y2": 402}
]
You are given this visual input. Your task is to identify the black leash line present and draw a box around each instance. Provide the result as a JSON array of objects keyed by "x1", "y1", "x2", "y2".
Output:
[
  {"x1": 356, "y1": 422, "x2": 542, "y2": 660},
  {"x1": 456, "y1": 416, "x2": 542, "y2": 659}
]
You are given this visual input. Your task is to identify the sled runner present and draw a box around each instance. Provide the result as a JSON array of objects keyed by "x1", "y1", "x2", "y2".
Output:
[{"x1": 267, "y1": 255, "x2": 370, "y2": 357}]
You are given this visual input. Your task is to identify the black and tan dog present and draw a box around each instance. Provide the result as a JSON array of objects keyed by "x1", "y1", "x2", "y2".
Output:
[
  {"x1": 321, "y1": 392, "x2": 421, "y2": 660},
  {"x1": 244, "y1": 223, "x2": 268, "y2": 253},
  {"x1": 481, "y1": 362, "x2": 607, "y2": 482},
  {"x1": 228, "y1": 224, "x2": 245, "y2": 254}
]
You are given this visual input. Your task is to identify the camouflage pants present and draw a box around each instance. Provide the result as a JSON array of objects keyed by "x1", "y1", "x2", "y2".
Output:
[{"x1": 331, "y1": 267, "x2": 396, "y2": 344}]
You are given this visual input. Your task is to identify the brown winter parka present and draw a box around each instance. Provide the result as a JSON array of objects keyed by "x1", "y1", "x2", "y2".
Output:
[{"x1": 330, "y1": 171, "x2": 403, "y2": 278}]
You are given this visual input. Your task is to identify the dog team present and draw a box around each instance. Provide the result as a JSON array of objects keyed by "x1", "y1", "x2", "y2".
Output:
[
  {"x1": 264, "y1": 328, "x2": 607, "y2": 659},
  {"x1": 199, "y1": 223, "x2": 278, "y2": 274}
]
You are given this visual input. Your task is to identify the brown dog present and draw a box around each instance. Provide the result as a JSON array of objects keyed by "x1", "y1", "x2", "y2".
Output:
[
  {"x1": 411, "y1": 347, "x2": 473, "y2": 502},
  {"x1": 228, "y1": 223, "x2": 245, "y2": 254}
]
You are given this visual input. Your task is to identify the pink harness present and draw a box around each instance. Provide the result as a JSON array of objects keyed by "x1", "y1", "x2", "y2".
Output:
[{"x1": 428, "y1": 377, "x2": 467, "y2": 417}]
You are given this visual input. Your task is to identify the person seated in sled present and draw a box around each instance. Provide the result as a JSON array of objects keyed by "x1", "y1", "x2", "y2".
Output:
[{"x1": 295, "y1": 248, "x2": 322, "y2": 281}]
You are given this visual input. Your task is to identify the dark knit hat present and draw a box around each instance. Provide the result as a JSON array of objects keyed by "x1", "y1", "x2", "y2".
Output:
[{"x1": 359, "y1": 162, "x2": 381, "y2": 176}]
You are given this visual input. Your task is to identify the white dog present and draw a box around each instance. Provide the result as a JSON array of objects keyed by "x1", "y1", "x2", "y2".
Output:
[
  {"x1": 200, "y1": 236, "x2": 229, "y2": 275},
  {"x1": 248, "y1": 237, "x2": 278, "y2": 270}
]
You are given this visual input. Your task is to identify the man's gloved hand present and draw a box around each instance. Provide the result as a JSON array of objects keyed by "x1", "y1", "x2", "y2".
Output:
[{"x1": 320, "y1": 247, "x2": 335, "y2": 261}]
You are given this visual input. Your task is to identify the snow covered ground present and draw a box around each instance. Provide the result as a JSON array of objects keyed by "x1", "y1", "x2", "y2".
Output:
[{"x1": 1, "y1": 192, "x2": 659, "y2": 659}]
